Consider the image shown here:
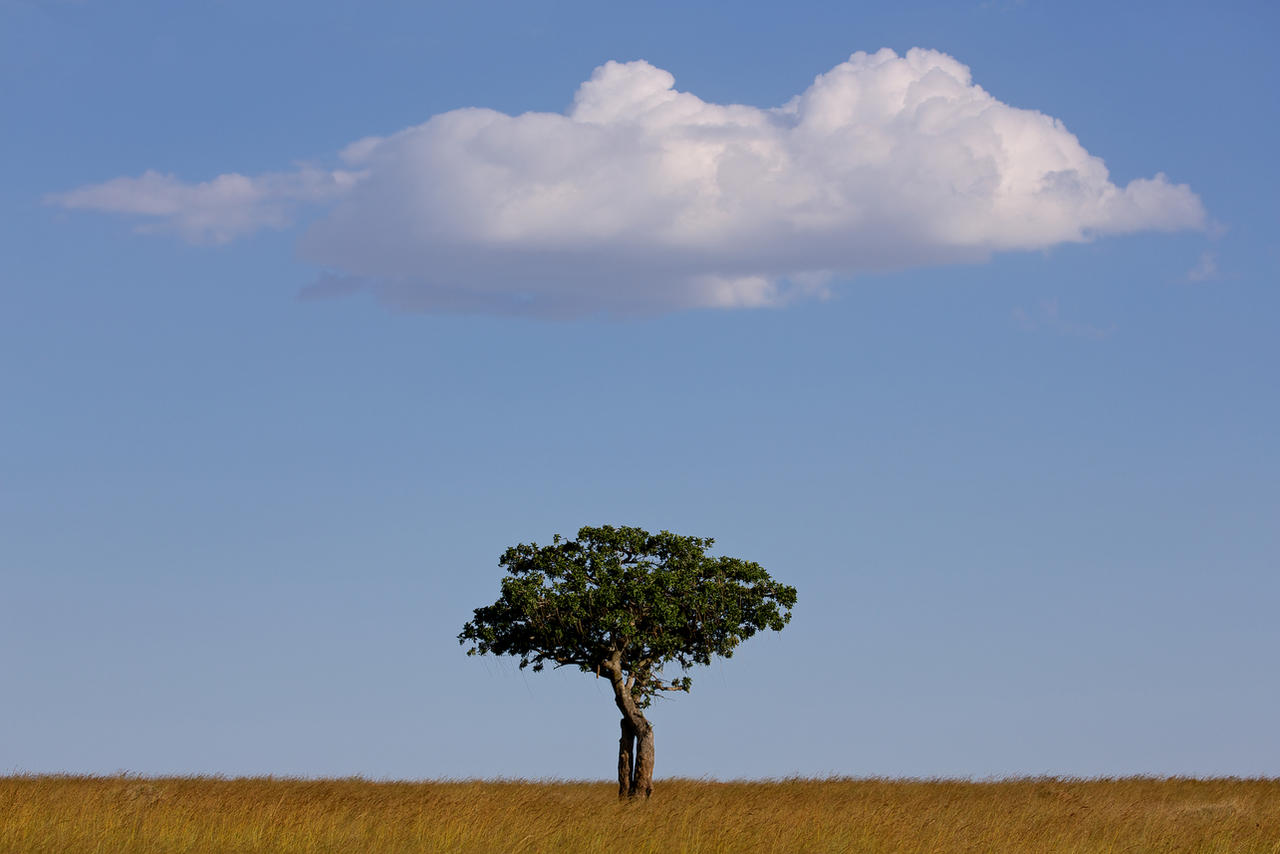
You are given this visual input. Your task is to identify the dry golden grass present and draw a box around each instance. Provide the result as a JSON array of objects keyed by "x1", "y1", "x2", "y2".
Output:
[{"x1": 2, "y1": 775, "x2": 1278, "y2": 853}]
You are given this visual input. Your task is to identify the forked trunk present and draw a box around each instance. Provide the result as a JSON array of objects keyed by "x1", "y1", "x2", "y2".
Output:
[{"x1": 617, "y1": 716, "x2": 654, "y2": 799}]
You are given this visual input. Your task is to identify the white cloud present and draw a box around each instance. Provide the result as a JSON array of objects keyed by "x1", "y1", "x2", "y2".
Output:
[{"x1": 50, "y1": 48, "x2": 1205, "y2": 315}]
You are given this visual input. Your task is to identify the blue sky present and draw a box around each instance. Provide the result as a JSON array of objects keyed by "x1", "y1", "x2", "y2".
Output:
[{"x1": 2, "y1": 0, "x2": 1277, "y2": 779}]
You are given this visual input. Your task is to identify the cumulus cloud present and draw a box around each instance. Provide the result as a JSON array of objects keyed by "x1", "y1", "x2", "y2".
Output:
[{"x1": 50, "y1": 48, "x2": 1205, "y2": 315}]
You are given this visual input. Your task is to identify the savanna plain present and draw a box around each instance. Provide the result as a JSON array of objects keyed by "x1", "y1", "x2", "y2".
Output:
[{"x1": 3, "y1": 775, "x2": 1279, "y2": 853}]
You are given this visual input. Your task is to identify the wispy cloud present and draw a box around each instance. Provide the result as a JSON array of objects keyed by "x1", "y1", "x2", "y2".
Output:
[
  {"x1": 1012, "y1": 297, "x2": 1115, "y2": 339},
  {"x1": 980, "y1": 0, "x2": 1028, "y2": 11},
  {"x1": 1185, "y1": 250, "x2": 1220, "y2": 282},
  {"x1": 48, "y1": 166, "x2": 362, "y2": 245},
  {"x1": 50, "y1": 48, "x2": 1205, "y2": 316}
]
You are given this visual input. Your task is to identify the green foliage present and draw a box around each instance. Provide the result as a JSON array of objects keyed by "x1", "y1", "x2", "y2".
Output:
[{"x1": 459, "y1": 525, "x2": 797, "y2": 705}]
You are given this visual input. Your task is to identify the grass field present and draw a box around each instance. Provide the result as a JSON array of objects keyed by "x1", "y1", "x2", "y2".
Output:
[{"x1": 2, "y1": 775, "x2": 1278, "y2": 853}]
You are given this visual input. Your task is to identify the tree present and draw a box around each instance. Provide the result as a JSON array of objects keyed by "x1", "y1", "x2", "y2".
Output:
[{"x1": 458, "y1": 525, "x2": 797, "y2": 799}]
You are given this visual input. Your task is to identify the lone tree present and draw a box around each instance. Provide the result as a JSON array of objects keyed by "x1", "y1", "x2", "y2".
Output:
[{"x1": 459, "y1": 525, "x2": 797, "y2": 799}]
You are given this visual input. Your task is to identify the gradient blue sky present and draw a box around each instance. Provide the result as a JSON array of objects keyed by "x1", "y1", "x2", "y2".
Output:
[{"x1": 2, "y1": 0, "x2": 1277, "y2": 780}]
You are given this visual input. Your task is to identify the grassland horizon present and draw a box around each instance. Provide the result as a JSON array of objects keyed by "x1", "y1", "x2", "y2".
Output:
[{"x1": 3, "y1": 773, "x2": 1278, "y2": 852}]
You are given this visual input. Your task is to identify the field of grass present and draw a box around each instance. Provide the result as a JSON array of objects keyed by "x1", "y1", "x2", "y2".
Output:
[{"x1": 2, "y1": 775, "x2": 1278, "y2": 853}]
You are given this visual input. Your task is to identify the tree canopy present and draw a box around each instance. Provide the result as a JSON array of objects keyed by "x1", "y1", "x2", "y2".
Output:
[{"x1": 459, "y1": 525, "x2": 796, "y2": 707}]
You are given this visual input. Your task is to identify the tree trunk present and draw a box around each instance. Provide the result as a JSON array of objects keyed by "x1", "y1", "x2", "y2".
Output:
[
  {"x1": 603, "y1": 653, "x2": 656, "y2": 799},
  {"x1": 617, "y1": 716, "x2": 636, "y2": 799},
  {"x1": 629, "y1": 721, "x2": 654, "y2": 799}
]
